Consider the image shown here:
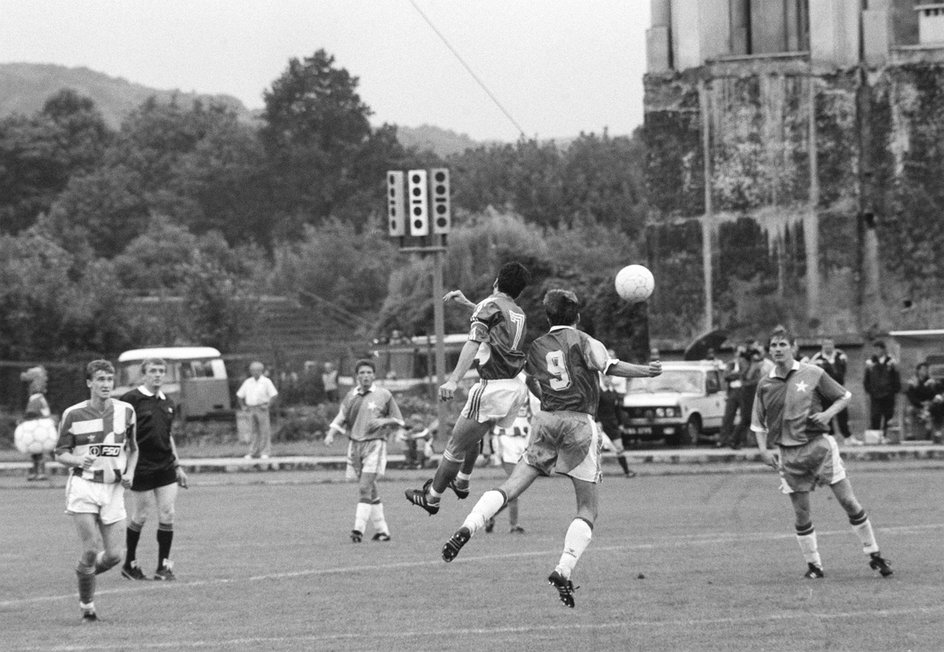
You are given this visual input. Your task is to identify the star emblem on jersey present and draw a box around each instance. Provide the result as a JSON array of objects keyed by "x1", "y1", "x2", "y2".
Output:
[
  {"x1": 366, "y1": 401, "x2": 377, "y2": 411},
  {"x1": 795, "y1": 380, "x2": 809, "y2": 393}
]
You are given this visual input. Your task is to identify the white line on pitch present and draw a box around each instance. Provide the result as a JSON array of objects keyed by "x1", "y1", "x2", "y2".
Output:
[{"x1": 2, "y1": 521, "x2": 941, "y2": 609}]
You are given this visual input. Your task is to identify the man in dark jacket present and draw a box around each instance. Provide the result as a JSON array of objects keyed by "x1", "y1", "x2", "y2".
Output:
[
  {"x1": 863, "y1": 340, "x2": 901, "y2": 436},
  {"x1": 810, "y1": 338, "x2": 852, "y2": 439}
]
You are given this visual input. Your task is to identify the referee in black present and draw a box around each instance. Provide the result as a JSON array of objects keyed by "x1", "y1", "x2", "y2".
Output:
[{"x1": 120, "y1": 357, "x2": 188, "y2": 581}]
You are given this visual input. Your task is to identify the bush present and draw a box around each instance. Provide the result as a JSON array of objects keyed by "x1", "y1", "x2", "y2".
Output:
[
  {"x1": 275, "y1": 404, "x2": 336, "y2": 442},
  {"x1": 0, "y1": 410, "x2": 18, "y2": 450}
]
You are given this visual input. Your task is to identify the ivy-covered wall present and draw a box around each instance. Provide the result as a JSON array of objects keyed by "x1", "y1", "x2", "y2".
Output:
[{"x1": 643, "y1": 56, "x2": 944, "y2": 343}]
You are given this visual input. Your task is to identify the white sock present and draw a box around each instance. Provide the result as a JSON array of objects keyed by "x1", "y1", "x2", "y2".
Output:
[
  {"x1": 456, "y1": 471, "x2": 472, "y2": 484},
  {"x1": 370, "y1": 502, "x2": 389, "y2": 535},
  {"x1": 554, "y1": 518, "x2": 593, "y2": 580},
  {"x1": 850, "y1": 514, "x2": 879, "y2": 554},
  {"x1": 354, "y1": 502, "x2": 371, "y2": 533},
  {"x1": 461, "y1": 490, "x2": 506, "y2": 536},
  {"x1": 796, "y1": 526, "x2": 822, "y2": 567}
]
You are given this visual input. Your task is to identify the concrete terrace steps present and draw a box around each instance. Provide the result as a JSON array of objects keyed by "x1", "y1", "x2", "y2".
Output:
[{"x1": 3, "y1": 443, "x2": 943, "y2": 477}]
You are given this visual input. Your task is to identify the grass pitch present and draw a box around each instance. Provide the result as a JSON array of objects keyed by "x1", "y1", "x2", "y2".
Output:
[{"x1": 1, "y1": 465, "x2": 942, "y2": 651}]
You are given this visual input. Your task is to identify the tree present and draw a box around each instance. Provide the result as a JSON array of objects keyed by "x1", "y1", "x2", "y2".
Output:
[
  {"x1": 259, "y1": 50, "x2": 409, "y2": 235},
  {"x1": 0, "y1": 89, "x2": 111, "y2": 234}
]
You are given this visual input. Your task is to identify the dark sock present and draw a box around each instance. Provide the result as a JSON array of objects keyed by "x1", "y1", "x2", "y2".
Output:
[
  {"x1": 126, "y1": 522, "x2": 143, "y2": 565},
  {"x1": 616, "y1": 454, "x2": 630, "y2": 475},
  {"x1": 157, "y1": 524, "x2": 174, "y2": 566}
]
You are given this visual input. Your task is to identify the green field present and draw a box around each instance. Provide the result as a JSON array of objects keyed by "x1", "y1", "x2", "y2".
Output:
[{"x1": 2, "y1": 465, "x2": 942, "y2": 651}]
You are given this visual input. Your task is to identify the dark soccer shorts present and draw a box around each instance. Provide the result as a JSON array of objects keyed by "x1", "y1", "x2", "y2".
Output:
[{"x1": 131, "y1": 466, "x2": 178, "y2": 492}]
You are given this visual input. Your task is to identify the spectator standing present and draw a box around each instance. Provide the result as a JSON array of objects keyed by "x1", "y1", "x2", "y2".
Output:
[
  {"x1": 236, "y1": 362, "x2": 279, "y2": 460},
  {"x1": 809, "y1": 338, "x2": 852, "y2": 439},
  {"x1": 863, "y1": 340, "x2": 901, "y2": 437},
  {"x1": 322, "y1": 362, "x2": 339, "y2": 403},
  {"x1": 20, "y1": 366, "x2": 54, "y2": 481},
  {"x1": 718, "y1": 346, "x2": 746, "y2": 448},
  {"x1": 729, "y1": 349, "x2": 762, "y2": 449}
]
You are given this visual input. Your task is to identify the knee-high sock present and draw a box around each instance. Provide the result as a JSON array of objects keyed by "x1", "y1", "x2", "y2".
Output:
[
  {"x1": 461, "y1": 490, "x2": 507, "y2": 536},
  {"x1": 555, "y1": 518, "x2": 593, "y2": 580},
  {"x1": 849, "y1": 510, "x2": 879, "y2": 554},
  {"x1": 354, "y1": 502, "x2": 371, "y2": 533},
  {"x1": 157, "y1": 522, "x2": 174, "y2": 566},
  {"x1": 370, "y1": 500, "x2": 389, "y2": 535},
  {"x1": 126, "y1": 520, "x2": 143, "y2": 564},
  {"x1": 615, "y1": 453, "x2": 630, "y2": 475},
  {"x1": 796, "y1": 522, "x2": 822, "y2": 567},
  {"x1": 76, "y1": 551, "x2": 96, "y2": 605}
]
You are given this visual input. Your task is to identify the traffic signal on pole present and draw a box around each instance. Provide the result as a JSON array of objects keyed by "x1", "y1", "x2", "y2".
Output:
[
  {"x1": 430, "y1": 168, "x2": 451, "y2": 234},
  {"x1": 386, "y1": 171, "x2": 406, "y2": 237},
  {"x1": 407, "y1": 169, "x2": 429, "y2": 236}
]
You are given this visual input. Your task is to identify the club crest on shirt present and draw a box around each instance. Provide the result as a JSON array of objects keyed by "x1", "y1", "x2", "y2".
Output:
[{"x1": 795, "y1": 380, "x2": 809, "y2": 393}]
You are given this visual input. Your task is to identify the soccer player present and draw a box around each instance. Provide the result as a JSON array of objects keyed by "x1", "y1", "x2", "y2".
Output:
[
  {"x1": 55, "y1": 360, "x2": 138, "y2": 622},
  {"x1": 440, "y1": 289, "x2": 662, "y2": 608},
  {"x1": 120, "y1": 358, "x2": 188, "y2": 581},
  {"x1": 751, "y1": 326, "x2": 893, "y2": 579},
  {"x1": 404, "y1": 261, "x2": 531, "y2": 515},
  {"x1": 326, "y1": 359, "x2": 404, "y2": 542}
]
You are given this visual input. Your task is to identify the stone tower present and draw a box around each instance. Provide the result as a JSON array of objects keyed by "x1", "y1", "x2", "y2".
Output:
[{"x1": 643, "y1": 0, "x2": 944, "y2": 341}]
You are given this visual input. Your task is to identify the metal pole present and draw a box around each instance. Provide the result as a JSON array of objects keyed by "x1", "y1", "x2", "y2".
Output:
[{"x1": 432, "y1": 237, "x2": 449, "y2": 442}]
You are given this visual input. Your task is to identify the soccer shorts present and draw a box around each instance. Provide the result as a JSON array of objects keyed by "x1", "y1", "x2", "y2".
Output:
[
  {"x1": 64, "y1": 475, "x2": 127, "y2": 525},
  {"x1": 346, "y1": 439, "x2": 387, "y2": 481},
  {"x1": 523, "y1": 410, "x2": 602, "y2": 483},
  {"x1": 131, "y1": 466, "x2": 177, "y2": 492},
  {"x1": 460, "y1": 378, "x2": 529, "y2": 428},
  {"x1": 777, "y1": 434, "x2": 847, "y2": 494}
]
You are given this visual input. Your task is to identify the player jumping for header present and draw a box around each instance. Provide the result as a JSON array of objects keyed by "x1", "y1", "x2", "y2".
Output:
[
  {"x1": 405, "y1": 261, "x2": 531, "y2": 515},
  {"x1": 439, "y1": 289, "x2": 661, "y2": 607}
]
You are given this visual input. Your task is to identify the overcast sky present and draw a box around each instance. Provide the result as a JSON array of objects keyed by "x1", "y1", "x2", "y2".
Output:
[{"x1": 0, "y1": 0, "x2": 650, "y2": 142}]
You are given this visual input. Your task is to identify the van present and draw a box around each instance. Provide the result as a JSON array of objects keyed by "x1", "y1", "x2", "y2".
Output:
[{"x1": 114, "y1": 347, "x2": 231, "y2": 419}]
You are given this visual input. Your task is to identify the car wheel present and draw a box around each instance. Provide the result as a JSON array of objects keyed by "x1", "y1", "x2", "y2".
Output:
[{"x1": 682, "y1": 415, "x2": 702, "y2": 446}]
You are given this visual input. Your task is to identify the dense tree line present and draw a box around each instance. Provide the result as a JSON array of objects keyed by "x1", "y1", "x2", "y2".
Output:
[{"x1": 0, "y1": 50, "x2": 649, "y2": 360}]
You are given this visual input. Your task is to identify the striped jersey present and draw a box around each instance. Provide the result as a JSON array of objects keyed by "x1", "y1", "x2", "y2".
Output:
[
  {"x1": 330, "y1": 385, "x2": 403, "y2": 442},
  {"x1": 751, "y1": 361, "x2": 850, "y2": 446},
  {"x1": 526, "y1": 326, "x2": 613, "y2": 415},
  {"x1": 55, "y1": 398, "x2": 136, "y2": 483},
  {"x1": 469, "y1": 292, "x2": 528, "y2": 380}
]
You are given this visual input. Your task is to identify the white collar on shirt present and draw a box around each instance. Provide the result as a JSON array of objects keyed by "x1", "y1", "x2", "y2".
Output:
[
  {"x1": 769, "y1": 360, "x2": 801, "y2": 379},
  {"x1": 137, "y1": 385, "x2": 167, "y2": 400},
  {"x1": 549, "y1": 325, "x2": 577, "y2": 332}
]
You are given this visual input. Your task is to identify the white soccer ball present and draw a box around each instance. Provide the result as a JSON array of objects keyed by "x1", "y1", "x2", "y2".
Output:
[
  {"x1": 13, "y1": 417, "x2": 58, "y2": 455},
  {"x1": 614, "y1": 264, "x2": 655, "y2": 303}
]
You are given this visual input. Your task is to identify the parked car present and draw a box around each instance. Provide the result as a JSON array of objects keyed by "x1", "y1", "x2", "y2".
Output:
[
  {"x1": 114, "y1": 346, "x2": 231, "y2": 419},
  {"x1": 620, "y1": 361, "x2": 727, "y2": 446}
]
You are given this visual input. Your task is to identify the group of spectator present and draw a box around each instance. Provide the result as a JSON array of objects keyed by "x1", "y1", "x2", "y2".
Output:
[{"x1": 713, "y1": 334, "x2": 943, "y2": 445}]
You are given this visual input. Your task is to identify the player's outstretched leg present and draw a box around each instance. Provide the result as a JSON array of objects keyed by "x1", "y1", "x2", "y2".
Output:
[
  {"x1": 848, "y1": 509, "x2": 893, "y2": 577},
  {"x1": 404, "y1": 478, "x2": 440, "y2": 515},
  {"x1": 441, "y1": 489, "x2": 508, "y2": 562},
  {"x1": 441, "y1": 527, "x2": 471, "y2": 562},
  {"x1": 547, "y1": 570, "x2": 578, "y2": 608}
]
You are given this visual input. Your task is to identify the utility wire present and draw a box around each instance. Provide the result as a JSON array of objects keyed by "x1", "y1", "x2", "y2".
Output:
[{"x1": 407, "y1": 0, "x2": 528, "y2": 140}]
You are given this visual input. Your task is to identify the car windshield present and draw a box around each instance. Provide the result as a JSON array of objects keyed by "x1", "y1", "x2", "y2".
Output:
[{"x1": 626, "y1": 370, "x2": 703, "y2": 394}]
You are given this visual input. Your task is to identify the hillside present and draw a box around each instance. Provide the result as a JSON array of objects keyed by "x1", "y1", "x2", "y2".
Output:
[
  {"x1": 0, "y1": 62, "x2": 255, "y2": 128},
  {"x1": 0, "y1": 62, "x2": 487, "y2": 157},
  {"x1": 395, "y1": 124, "x2": 484, "y2": 156}
]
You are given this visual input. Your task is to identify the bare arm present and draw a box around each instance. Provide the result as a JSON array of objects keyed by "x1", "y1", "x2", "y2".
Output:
[
  {"x1": 809, "y1": 392, "x2": 851, "y2": 428},
  {"x1": 122, "y1": 423, "x2": 138, "y2": 489},
  {"x1": 169, "y1": 432, "x2": 188, "y2": 489},
  {"x1": 439, "y1": 339, "x2": 482, "y2": 401},
  {"x1": 443, "y1": 290, "x2": 476, "y2": 312},
  {"x1": 607, "y1": 360, "x2": 662, "y2": 378}
]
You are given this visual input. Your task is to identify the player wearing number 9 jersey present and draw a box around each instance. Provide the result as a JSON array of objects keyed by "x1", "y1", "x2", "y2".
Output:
[
  {"x1": 406, "y1": 261, "x2": 531, "y2": 516},
  {"x1": 439, "y1": 289, "x2": 661, "y2": 608}
]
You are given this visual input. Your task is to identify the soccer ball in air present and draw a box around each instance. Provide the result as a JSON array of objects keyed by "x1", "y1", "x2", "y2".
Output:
[
  {"x1": 614, "y1": 264, "x2": 655, "y2": 303},
  {"x1": 13, "y1": 417, "x2": 58, "y2": 455}
]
